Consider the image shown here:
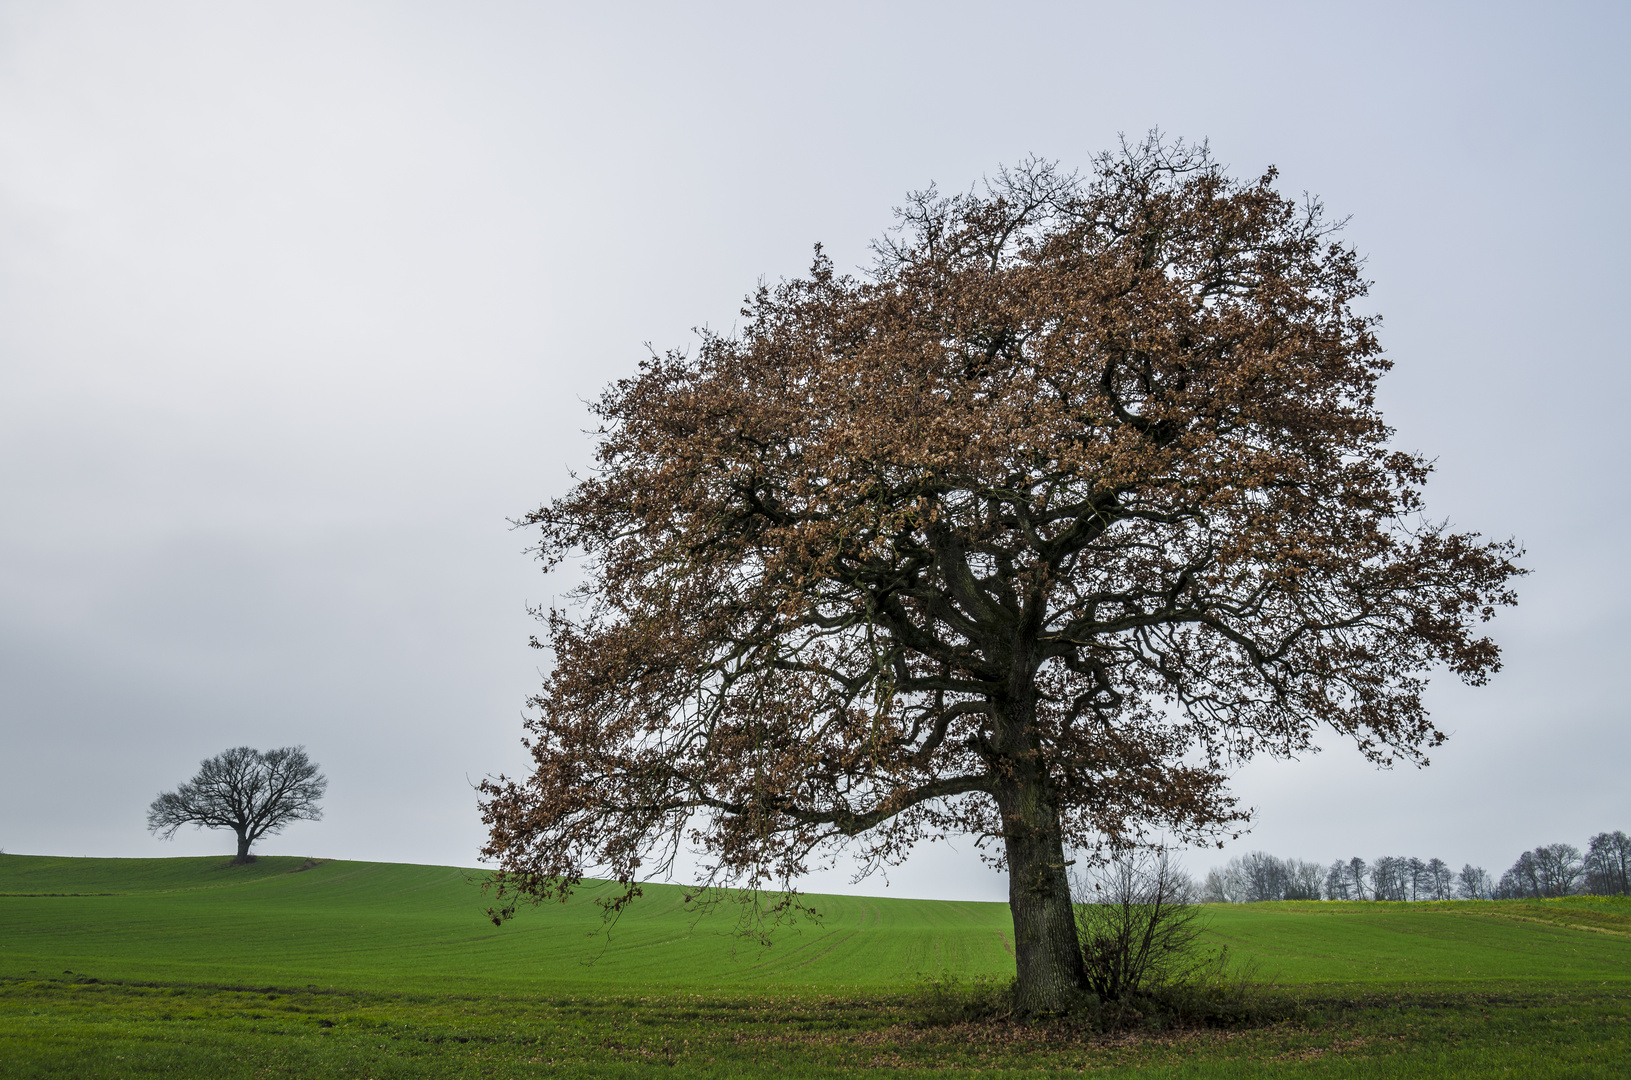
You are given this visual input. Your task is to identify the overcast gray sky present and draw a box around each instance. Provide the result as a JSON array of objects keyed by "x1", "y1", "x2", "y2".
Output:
[{"x1": 1, "y1": 1, "x2": 1626, "y2": 901}]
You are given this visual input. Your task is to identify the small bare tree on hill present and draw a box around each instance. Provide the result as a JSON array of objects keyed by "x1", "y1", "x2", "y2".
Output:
[{"x1": 148, "y1": 746, "x2": 326, "y2": 863}]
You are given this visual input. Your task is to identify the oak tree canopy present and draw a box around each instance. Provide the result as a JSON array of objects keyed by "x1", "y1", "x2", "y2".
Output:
[{"x1": 480, "y1": 138, "x2": 1521, "y2": 1013}]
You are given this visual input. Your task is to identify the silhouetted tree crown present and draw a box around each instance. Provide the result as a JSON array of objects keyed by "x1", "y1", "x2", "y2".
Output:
[
  {"x1": 148, "y1": 746, "x2": 326, "y2": 864},
  {"x1": 1585, "y1": 831, "x2": 1631, "y2": 896},
  {"x1": 480, "y1": 136, "x2": 1521, "y2": 1014}
]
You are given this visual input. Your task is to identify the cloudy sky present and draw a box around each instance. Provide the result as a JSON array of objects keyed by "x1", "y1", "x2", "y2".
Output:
[{"x1": 2, "y1": 1, "x2": 1626, "y2": 901}]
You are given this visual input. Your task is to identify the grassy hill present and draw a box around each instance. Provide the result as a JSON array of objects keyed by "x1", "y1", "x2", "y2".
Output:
[
  {"x1": 4, "y1": 852, "x2": 1627, "y2": 992},
  {"x1": 0, "y1": 853, "x2": 1018, "y2": 991},
  {"x1": 3, "y1": 853, "x2": 1629, "y2": 1078}
]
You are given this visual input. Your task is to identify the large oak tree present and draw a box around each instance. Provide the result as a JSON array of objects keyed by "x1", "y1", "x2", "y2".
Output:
[{"x1": 480, "y1": 139, "x2": 1520, "y2": 1013}]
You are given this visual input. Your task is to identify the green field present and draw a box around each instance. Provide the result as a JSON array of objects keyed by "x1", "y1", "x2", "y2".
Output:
[{"x1": 2, "y1": 853, "x2": 1628, "y2": 1077}]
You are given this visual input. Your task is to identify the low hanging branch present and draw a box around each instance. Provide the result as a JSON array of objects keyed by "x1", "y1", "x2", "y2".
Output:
[{"x1": 479, "y1": 136, "x2": 1521, "y2": 1014}]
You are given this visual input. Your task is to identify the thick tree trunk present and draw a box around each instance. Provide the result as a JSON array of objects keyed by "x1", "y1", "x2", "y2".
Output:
[
  {"x1": 233, "y1": 830, "x2": 254, "y2": 864},
  {"x1": 994, "y1": 752, "x2": 1088, "y2": 1014}
]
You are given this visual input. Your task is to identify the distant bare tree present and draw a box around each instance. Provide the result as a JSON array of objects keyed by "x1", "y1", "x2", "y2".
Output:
[
  {"x1": 1324, "y1": 860, "x2": 1352, "y2": 900},
  {"x1": 1201, "y1": 864, "x2": 1246, "y2": 904},
  {"x1": 1346, "y1": 857, "x2": 1370, "y2": 900},
  {"x1": 147, "y1": 746, "x2": 326, "y2": 863},
  {"x1": 1371, "y1": 856, "x2": 1409, "y2": 901},
  {"x1": 1531, "y1": 843, "x2": 1583, "y2": 897},
  {"x1": 1497, "y1": 851, "x2": 1533, "y2": 898},
  {"x1": 1424, "y1": 858, "x2": 1455, "y2": 900},
  {"x1": 1498, "y1": 844, "x2": 1581, "y2": 898},
  {"x1": 1204, "y1": 852, "x2": 1323, "y2": 902},
  {"x1": 1240, "y1": 852, "x2": 1289, "y2": 902},
  {"x1": 1285, "y1": 859, "x2": 1325, "y2": 900},
  {"x1": 1584, "y1": 831, "x2": 1631, "y2": 896},
  {"x1": 1072, "y1": 851, "x2": 1207, "y2": 1001},
  {"x1": 1404, "y1": 857, "x2": 1426, "y2": 900},
  {"x1": 1457, "y1": 864, "x2": 1493, "y2": 900},
  {"x1": 1497, "y1": 848, "x2": 1573, "y2": 899}
]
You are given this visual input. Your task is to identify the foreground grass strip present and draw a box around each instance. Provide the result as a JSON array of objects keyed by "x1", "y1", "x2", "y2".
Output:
[{"x1": 3, "y1": 976, "x2": 1628, "y2": 1078}]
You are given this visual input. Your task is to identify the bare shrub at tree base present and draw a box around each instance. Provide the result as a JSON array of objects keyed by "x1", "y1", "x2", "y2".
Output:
[{"x1": 1071, "y1": 851, "x2": 1209, "y2": 1002}]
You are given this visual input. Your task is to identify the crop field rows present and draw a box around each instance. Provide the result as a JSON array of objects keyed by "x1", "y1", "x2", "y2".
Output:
[{"x1": 2, "y1": 854, "x2": 1628, "y2": 1077}]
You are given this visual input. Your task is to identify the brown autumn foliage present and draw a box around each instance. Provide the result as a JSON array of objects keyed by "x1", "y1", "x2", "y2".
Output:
[{"x1": 479, "y1": 136, "x2": 1521, "y2": 1014}]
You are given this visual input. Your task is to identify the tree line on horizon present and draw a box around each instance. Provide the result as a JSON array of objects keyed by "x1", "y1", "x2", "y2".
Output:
[{"x1": 1201, "y1": 831, "x2": 1631, "y2": 903}]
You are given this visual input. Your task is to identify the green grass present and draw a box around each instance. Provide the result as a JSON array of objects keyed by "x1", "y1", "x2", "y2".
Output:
[
  {"x1": 0, "y1": 854, "x2": 1016, "y2": 992},
  {"x1": 2, "y1": 853, "x2": 1629, "y2": 1077}
]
